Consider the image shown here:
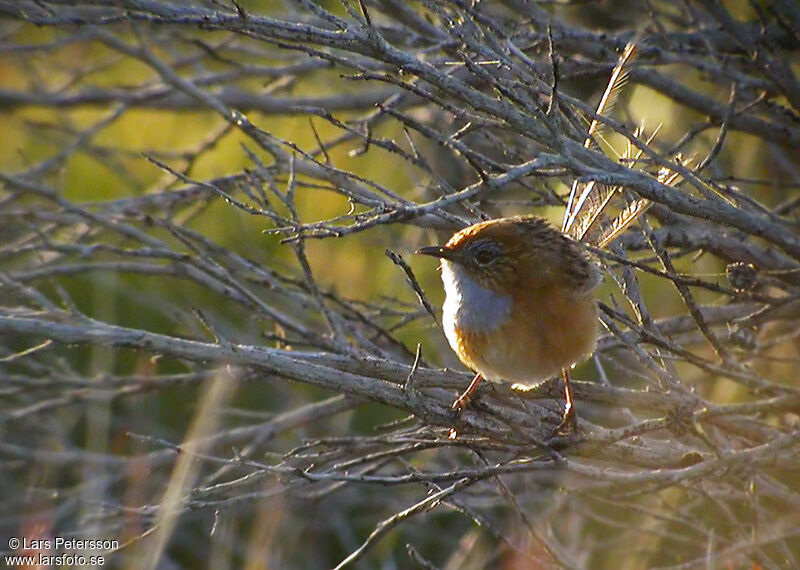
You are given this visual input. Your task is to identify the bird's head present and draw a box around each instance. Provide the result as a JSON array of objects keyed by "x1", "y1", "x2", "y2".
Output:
[
  {"x1": 416, "y1": 215, "x2": 597, "y2": 296},
  {"x1": 416, "y1": 218, "x2": 528, "y2": 294}
]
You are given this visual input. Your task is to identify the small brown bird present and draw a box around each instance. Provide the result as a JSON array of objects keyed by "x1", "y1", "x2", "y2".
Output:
[
  {"x1": 416, "y1": 216, "x2": 600, "y2": 426},
  {"x1": 416, "y1": 42, "x2": 683, "y2": 429}
]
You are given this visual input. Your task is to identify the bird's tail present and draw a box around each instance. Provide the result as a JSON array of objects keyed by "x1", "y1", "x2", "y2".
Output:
[{"x1": 561, "y1": 41, "x2": 686, "y2": 247}]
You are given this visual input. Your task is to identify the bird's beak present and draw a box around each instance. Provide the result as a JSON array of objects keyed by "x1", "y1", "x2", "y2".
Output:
[{"x1": 415, "y1": 245, "x2": 459, "y2": 261}]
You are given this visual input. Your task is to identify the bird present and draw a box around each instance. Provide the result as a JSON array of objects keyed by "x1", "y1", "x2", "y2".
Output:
[
  {"x1": 415, "y1": 41, "x2": 685, "y2": 431},
  {"x1": 416, "y1": 215, "x2": 600, "y2": 429}
]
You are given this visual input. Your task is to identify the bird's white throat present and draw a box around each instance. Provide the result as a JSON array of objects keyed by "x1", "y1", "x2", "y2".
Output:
[{"x1": 441, "y1": 261, "x2": 512, "y2": 339}]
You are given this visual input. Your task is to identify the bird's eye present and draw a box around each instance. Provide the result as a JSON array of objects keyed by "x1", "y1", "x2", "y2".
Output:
[{"x1": 474, "y1": 249, "x2": 494, "y2": 265}]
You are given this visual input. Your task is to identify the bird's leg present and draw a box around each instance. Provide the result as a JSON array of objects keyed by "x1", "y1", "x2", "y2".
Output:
[
  {"x1": 451, "y1": 372, "x2": 483, "y2": 411},
  {"x1": 555, "y1": 368, "x2": 577, "y2": 433}
]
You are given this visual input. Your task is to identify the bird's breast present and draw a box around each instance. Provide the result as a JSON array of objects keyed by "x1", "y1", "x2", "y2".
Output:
[
  {"x1": 439, "y1": 260, "x2": 597, "y2": 384},
  {"x1": 440, "y1": 261, "x2": 512, "y2": 350}
]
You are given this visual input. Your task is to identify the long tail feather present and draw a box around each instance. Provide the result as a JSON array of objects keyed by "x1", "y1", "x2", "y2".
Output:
[
  {"x1": 561, "y1": 38, "x2": 691, "y2": 248},
  {"x1": 584, "y1": 41, "x2": 637, "y2": 151},
  {"x1": 593, "y1": 156, "x2": 690, "y2": 248},
  {"x1": 595, "y1": 198, "x2": 652, "y2": 248},
  {"x1": 571, "y1": 124, "x2": 663, "y2": 244},
  {"x1": 562, "y1": 41, "x2": 638, "y2": 234}
]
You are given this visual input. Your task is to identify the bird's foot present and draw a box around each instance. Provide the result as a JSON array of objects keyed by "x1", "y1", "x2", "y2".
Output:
[
  {"x1": 450, "y1": 393, "x2": 471, "y2": 412},
  {"x1": 450, "y1": 372, "x2": 483, "y2": 412},
  {"x1": 553, "y1": 403, "x2": 577, "y2": 436}
]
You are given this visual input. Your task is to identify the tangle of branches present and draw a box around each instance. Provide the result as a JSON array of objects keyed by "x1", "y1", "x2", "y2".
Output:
[{"x1": 0, "y1": 1, "x2": 799, "y2": 568}]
